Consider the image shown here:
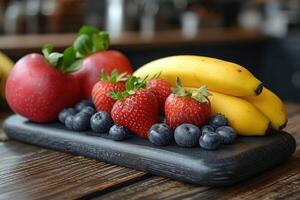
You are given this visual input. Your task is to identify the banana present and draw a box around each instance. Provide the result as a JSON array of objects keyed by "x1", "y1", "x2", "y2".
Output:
[
  {"x1": 208, "y1": 91, "x2": 270, "y2": 136},
  {"x1": 134, "y1": 55, "x2": 263, "y2": 97},
  {"x1": 0, "y1": 51, "x2": 14, "y2": 99},
  {"x1": 186, "y1": 87, "x2": 270, "y2": 136},
  {"x1": 243, "y1": 87, "x2": 287, "y2": 130}
]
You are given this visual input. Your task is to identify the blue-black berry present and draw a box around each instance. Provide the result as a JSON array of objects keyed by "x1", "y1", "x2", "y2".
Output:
[
  {"x1": 73, "y1": 112, "x2": 91, "y2": 131},
  {"x1": 174, "y1": 124, "x2": 201, "y2": 147},
  {"x1": 199, "y1": 131, "x2": 221, "y2": 150},
  {"x1": 59, "y1": 108, "x2": 76, "y2": 124},
  {"x1": 148, "y1": 123, "x2": 172, "y2": 146},
  {"x1": 74, "y1": 100, "x2": 90, "y2": 112},
  {"x1": 90, "y1": 112, "x2": 114, "y2": 133},
  {"x1": 81, "y1": 106, "x2": 96, "y2": 116},
  {"x1": 216, "y1": 126, "x2": 237, "y2": 144},
  {"x1": 209, "y1": 114, "x2": 228, "y2": 128},
  {"x1": 201, "y1": 125, "x2": 215, "y2": 134},
  {"x1": 65, "y1": 115, "x2": 75, "y2": 130},
  {"x1": 109, "y1": 125, "x2": 129, "y2": 141}
]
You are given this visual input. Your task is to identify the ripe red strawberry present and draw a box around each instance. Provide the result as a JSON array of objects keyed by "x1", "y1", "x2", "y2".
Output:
[
  {"x1": 92, "y1": 70, "x2": 127, "y2": 113},
  {"x1": 147, "y1": 78, "x2": 171, "y2": 113},
  {"x1": 110, "y1": 77, "x2": 159, "y2": 138},
  {"x1": 165, "y1": 78, "x2": 211, "y2": 130}
]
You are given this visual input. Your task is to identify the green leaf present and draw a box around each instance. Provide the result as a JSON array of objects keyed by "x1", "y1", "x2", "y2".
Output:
[
  {"x1": 189, "y1": 84, "x2": 212, "y2": 103},
  {"x1": 99, "y1": 32, "x2": 110, "y2": 50},
  {"x1": 198, "y1": 85, "x2": 212, "y2": 97},
  {"x1": 79, "y1": 25, "x2": 99, "y2": 36},
  {"x1": 171, "y1": 77, "x2": 191, "y2": 97},
  {"x1": 62, "y1": 47, "x2": 76, "y2": 69},
  {"x1": 73, "y1": 35, "x2": 93, "y2": 56},
  {"x1": 108, "y1": 91, "x2": 128, "y2": 101},
  {"x1": 42, "y1": 44, "x2": 53, "y2": 57},
  {"x1": 62, "y1": 59, "x2": 82, "y2": 73},
  {"x1": 99, "y1": 69, "x2": 128, "y2": 83},
  {"x1": 92, "y1": 32, "x2": 110, "y2": 52},
  {"x1": 149, "y1": 71, "x2": 161, "y2": 80},
  {"x1": 47, "y1": 52, "x2": 63, "y2": 67}
]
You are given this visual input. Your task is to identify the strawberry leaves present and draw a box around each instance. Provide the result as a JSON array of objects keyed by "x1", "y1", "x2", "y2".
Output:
[
  {"x1": 100, "y1": 69, "x2": 128, "y2": 83},
  {"x1": 108, "y1": 76, "x2": 147, "y2": 100},
  {"x1": 73, "y1": 26, "x2": 110, "y2": 57},
  {"x1": 42, "y1": 44, "x2": 82, "y2": 74},
  {"x1": 172, "y1": 77, "x2": 212, "y2": 103}
]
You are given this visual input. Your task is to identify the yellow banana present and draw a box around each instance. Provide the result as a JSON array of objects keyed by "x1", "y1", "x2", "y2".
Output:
[
  {"x1": 243, "y1": 87, "x2": 287, "y2": 130},
  {"x1": 0, "y1": 51, "x2": 14, "y2": 99},
  {"x1": 208, "y1": 91, "x2": 270, "y2": 136},
  {"x1": 134, "y1": 55, "x2": 263, "y2": 97},
  {"x1": 186, "y1": 87, "x2": 270, "y2": 136}
]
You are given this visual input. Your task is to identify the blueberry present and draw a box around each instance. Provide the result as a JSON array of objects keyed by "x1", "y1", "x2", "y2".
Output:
[
  {"x1": 90, "y1": 112, "x2": 114, "y2": 133},
  {"x1": 65, "y1": 115, "x2": 75, "y2": 130},
  {"x1": 73, "y1": 112, "x2": 91, "y2": 131},
  {"x1": 199, "y1": 131, "x2": 221, "y2": 150},
  {"x1": 148, "y1": 123, "x2": 172, "y2": 146},
  {"x1": 74, "y1": 100, "x2": 90, "y2": 112},
  {"x1": 81, "y1": 106, "x2": 96, "y2": 116},
  {"x1": 201, "y1": 125, "x2": 214, "y2": 134},
  {"x1": 216, "y1": 126, "x2": 237, "y2": 144},
  {"x1": 109, "y1": 125, "x2": 129, "y2": 141},
  {"x1": 174, "y1": 124, "x2": 201, "y2": 147},
  {"x1": 59, "y1": 108, "x2": 76, "y2": 124},
  {"x1": 209, "y1": 114, "x2": 228, "y2": 128}
]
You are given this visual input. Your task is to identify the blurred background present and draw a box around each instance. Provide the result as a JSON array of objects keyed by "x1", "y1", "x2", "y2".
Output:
[{"x1": 0, "y1": 0, "x2": 299, "y2": 102}]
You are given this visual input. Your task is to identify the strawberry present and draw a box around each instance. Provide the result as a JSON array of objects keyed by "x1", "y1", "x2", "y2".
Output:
[
  {"x1": 92, "y1": 70, "x2": 127, "y2": 113},
  {"x1": 147, "y1": 78, "x2": 171, "y2": 113},
  {"x1": 165, "y1": 78, "x2": 211, "y2": 130},
  {"x1": 110, "y1": 76, "x2": 159, "y2": 138}
]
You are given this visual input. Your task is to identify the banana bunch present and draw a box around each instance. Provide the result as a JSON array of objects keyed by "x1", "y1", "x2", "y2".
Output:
[
  {"x1": 134, "y1": 55, "x2": 287, "y2": 136},
  {"x1": 0, "y1": 51, "x2": 14, "y2": 106}
]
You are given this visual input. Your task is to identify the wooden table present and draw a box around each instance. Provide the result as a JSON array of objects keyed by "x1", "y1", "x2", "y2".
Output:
[{"x1": 0, "y1": 104, "x2": 300, "y2": 200}]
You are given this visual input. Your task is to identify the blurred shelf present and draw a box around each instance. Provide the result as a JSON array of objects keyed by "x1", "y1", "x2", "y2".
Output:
[{"x1": 0, "y1": 28, "x2": 266, "y2": 54}]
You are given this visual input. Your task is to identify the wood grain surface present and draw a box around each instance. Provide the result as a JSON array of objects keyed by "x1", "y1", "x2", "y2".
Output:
[{"x1": 0, "y1": 103, "x2": 300, "y2": 200}]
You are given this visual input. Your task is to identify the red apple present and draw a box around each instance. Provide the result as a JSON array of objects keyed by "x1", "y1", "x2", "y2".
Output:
[
  {"x1": 6, "y1": 53, "x2": 81, "y2": 123},
  {"x1": 72, "y1": 50, "x2": 132, "y2": 99}
]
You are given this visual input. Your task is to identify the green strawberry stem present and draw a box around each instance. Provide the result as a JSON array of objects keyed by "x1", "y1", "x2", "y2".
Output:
[
  {"x1": 100, "y1": 69, "x2": 128, "y2": 83},
  {"x1": 171, "y1": 77, "x2": 212, "y2": 103},
  {"x1": 108, "y1": 75, "x2": 147, "y2": 101},
  {"x1": 73, "y1": 25, "x2": 110, "y2": 58},
  {"x1": 42, "y1": 44, "x2": 82, "y2": 74}
]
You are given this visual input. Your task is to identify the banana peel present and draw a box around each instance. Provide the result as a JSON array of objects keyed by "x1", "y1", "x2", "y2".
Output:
[{"x1": 0, "y1": 51, "x2": 14, "y2": 110}]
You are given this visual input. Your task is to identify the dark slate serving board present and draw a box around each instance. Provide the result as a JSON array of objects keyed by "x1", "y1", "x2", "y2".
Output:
[{"x1": 4, "y1": 115, "x2": 296, "y2": 186}]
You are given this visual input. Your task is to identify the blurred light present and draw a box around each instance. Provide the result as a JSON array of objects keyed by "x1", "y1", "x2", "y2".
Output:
[
  {"x1": 106, "y1": 0, "x2": 124, "y2": 38},
  {"x1": 181, "y1": 11, "x2": 199, "y2": 39}
]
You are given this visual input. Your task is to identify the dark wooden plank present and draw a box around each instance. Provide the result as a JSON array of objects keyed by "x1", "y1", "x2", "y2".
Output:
[
  {"x1": 0, "y1": 141, "x2": 147, "y2": 200},
  {"x1": 0, "y1": 103, "x2": 299, "y2": 200},
  {"x1": 92, "y1": 107, "x2": 300, "y2": 200},
  {"x1": 94, "y1": 150, "x2": 300, "y2": 200},
  {"x1": 0, "y1": 112, "x2": 12, "y2": 141},
  {"x1": 4, "y1": 115, "x2": 296, "y2": 187}
]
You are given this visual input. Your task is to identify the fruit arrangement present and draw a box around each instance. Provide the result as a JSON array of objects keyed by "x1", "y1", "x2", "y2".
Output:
[
  {"x1": 134, "y1": 55, "x2": 287, "y2": 136},
  {"x1": 56, "y1": 75, "x2": 236, "y2": 150},
  {"x1": 3, "y1": 25, "x2": 288, "y2": 151}
]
